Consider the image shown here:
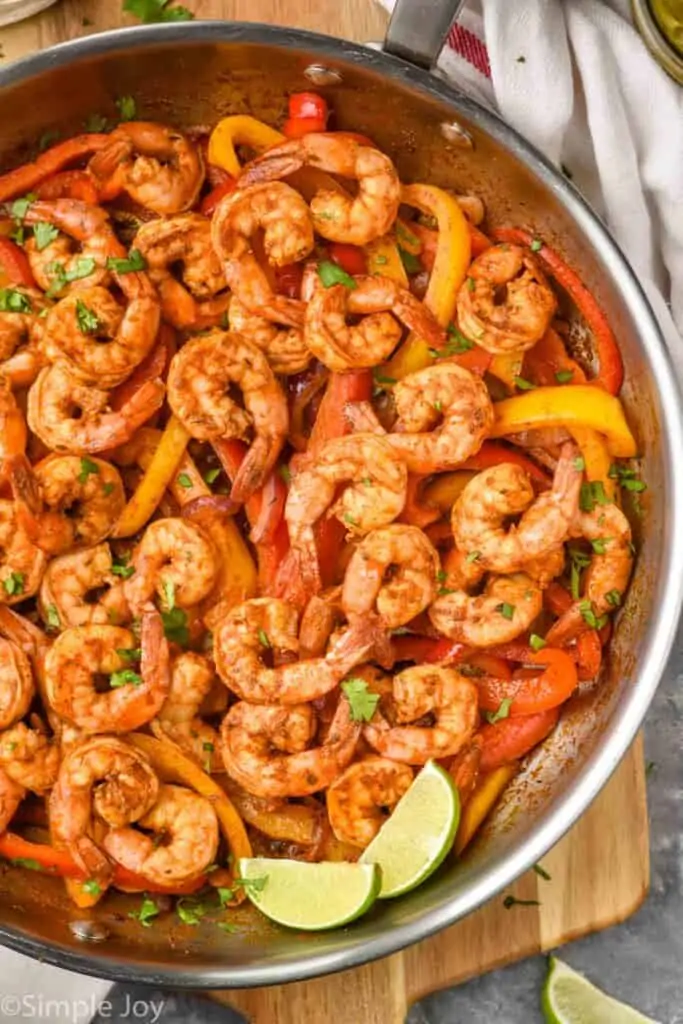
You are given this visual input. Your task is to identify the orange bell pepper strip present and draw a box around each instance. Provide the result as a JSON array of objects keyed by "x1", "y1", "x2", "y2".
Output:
[
  {"x1": 36, "y1": 170, "x2": 99, "y2": 204},
  {"x1": 490, "y1": 386, "x2": 637, "y2": 457},
  {"x1": 494, "y1": 227, "x2": 623, "y2": 394},
  {"x1": 308, "y1": 370, "x2": 373, "y2": 454},
  {"x1": 399, "y1": 474, "x2": 442, "y2": 528},
  {"x1": 571, "y1": 425, "x2": 617, "y2": 500},
  {"x1": 0, "y1": 832, "x2": 207, "y2": 895},
  {"x1": 478, "y1": 708, "x2": 560, "y2": 773},
  {"x1": 490, "y1": 352, "x2": 524, "y2": 391},
  {"x1": 0, "y1": 134, "x2": 109, "y2": 202},
  {"x1": 382, "y1": 184, "x2": 472, "y2": 380},
  {"x1": 0, "y1": 237, "x2": 36, "y2": 288},
  {"x1": 112, "y1": 416, "x2": 191, "y2": 538},
  {"x1": 421, "y1": 470, "x2": 478, "y2": 513},
  {"x1": 544, "y1": 581, "x2": 605, "y2": 680},
  {"x1": 476, "y1": 648, "x2": 578, "y2": 717},
  {"x1": 128, "y1": 733, "x2": 252, "y2": 901},
  {"x1": 365, "y1": 234, "x2": 409, "y2": 286},
  {"x1": 454, "y1": 763, "x2": 518, "y2": 855},
  {"x1": 200, "y1": 176, "x2": 237, "y2": 216}
]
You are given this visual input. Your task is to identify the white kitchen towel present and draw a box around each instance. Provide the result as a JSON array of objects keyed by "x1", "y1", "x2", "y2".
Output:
[{"x1": 381, "y1": 0, "x2": 683, "y2": 369}]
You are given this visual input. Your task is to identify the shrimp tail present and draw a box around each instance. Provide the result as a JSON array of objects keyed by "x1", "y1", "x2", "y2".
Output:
[
  {"x1": 239, "y1": 146, "x2": 304, "y2": 186},
  {"x1": 230, "y1": 435, "x2": 278, "y2": 505}
]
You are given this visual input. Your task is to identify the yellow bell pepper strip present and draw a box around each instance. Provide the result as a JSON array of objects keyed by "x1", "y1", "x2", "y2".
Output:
[
  {"x1": 381, "y1": 184, "x2": 472, "y2": 380},
  {"x1": 223, "y1": 777, "x2": 321, "y2": 846},
  {"x1": 490, "y1": 385, "x2": 637, "y2": 458},
  {"x1": 454, "y1": 764, "x2": 518, "y2": 856},
  {"x1": 365, "y1": 233, "x2": 409, "y2": 286},
  {"x1": 490, "y1": 352, "x2": 524, "y2": 391},
  {"x1": 570, "y1": 425, "x2": 617, "y2": 501},
  {"x1": 129, "y1": 733, "x2": 252, "y2": 901},
  {"x1": 422, "y1": 471, "x2": 478, "y2": 513},
  {"x1": 208, "y1": 115, "x2": 284, "y2": 177},
  {"x1": 113, "y1": 416, "x2": 191, "y2": 538},
  {"x1": 196, "y1": 507, "x2": 258, "y2": 630}
]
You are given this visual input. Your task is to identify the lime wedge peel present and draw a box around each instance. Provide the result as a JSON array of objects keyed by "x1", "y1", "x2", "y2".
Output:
[
  {"x1": 359, "y1": 759, "x2": 460, "y2": 899},
  {"x1": 237, "y1": 857, "x2": 380, "y2": 931},
  {"x1": 542, "y1": 956, "x2": 659, "y2": 1024}
]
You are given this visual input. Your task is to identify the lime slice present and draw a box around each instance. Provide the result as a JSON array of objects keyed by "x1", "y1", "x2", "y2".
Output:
[
  {"x1": 542, "y1": 957, "x2": 658, "y2": 1024},
  {"x1": 237, "y1": 857, "x2": 380, "y2": 931},
  {"x1": 359, "y1": 759, "x2": 459, "y2": 898}
]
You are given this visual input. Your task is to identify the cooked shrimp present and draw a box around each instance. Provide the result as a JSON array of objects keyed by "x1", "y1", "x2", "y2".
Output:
[
  {"x1": 0, "y1": 498, "x2": 47, "y2": 602},
  {"x1": 341, "y1": 525, "x2": 439, "y2": 629},
  {"x1": 49, "y1": 735, "x2": 160, "y2": 881},
  {"x1": 0, "y1": 286, "x2": 49, "y2": 387},
  {"x1": 0, "y1": 768, "x2": 25, "y2": 832},
  {"x1": 429, "y1": 572, "x2": 543, "y2": 647},
  {"x1": 167, "y1": 330, "x2": 288, "y2": 503},
  {"x1": 387, "y1": 362, "x2": 494, "y2": 473},
  {"x1": 43, "y1": 279, "x2": 160, "y2": 389},
  {"x1": 24, "y1": 199, "x2": 117, "y2": 297},
  {"x1": 39, "y1": 543, "x2": 130, "y2": 630},
  {"x1": 88, "y1": 122, "x2": 204, "y2": 215},
  {"x1": 304, "y1": 275, "x2": 445, "y2": 372},
  {"x1": 134, "y1": 213, "x2": 229, "y2": 330},
  {"x1": 214, "y1": 597, "x2": 375, "y2": 704},
  {"x1": 547, "y1": 503, "x2": 633, "y2": 644},
  {"x1": 10, "y1": 453, "x2": 125, "y2": 555},
  {"x1": 285, "y1": 433, "x2": 408, "y2": 590},
  {"x1": 0, "y1": 638, "x2": 34, "y2": 730},
  {"x1": 0, "y1": 721, "x2": 60, "y2": 794},
  {"x1": 103, "y1": 783, "x2": 219, "y2": 885},
  {"x1": 27, "y1": 363, "x2": 164, "y2": 455},
  {"x1": 451, "y1": 444, "x2": 582, "y2": 573},
  {"x1": 154, "y1": 652, "x2": 218, "y2": 769},
  {"x1": 43, "y1": 611, "x2": 169, "y2": 734},
  {"x1": 363, "y1": 665, "x2": 478, "y2": 764},
  {"x1": 240, "y1": 134, "x2": 401, "y2": 246},
  {"x1": 327, "y1": 757, "x2": 414, "y2": 847},
  {"x1": 228, "y1": 296, "x2": 310, "y2": 375},
  {"x1": 124, "y1": 518, "x2": 219, "y2": 616},
  {"x1": 211, "y1": 182, "x2": 313, "y2": 326},
  {"x1": 220, "y1": 694, "x2": 360, "y2": 798},
  {"x1": 457, "y1": 244, "x2": 557, "y2": 353},
  {"x1": 0, "y1": 375, "x2": 27, "y2": 483}
]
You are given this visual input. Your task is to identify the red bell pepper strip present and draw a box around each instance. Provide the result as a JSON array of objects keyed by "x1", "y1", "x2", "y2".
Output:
[
  {"x1": 469, "y1": 223, "x2": 492, "y2": 256},
  {"x1": 478, "y1": 707, "x2": 560, "y2": 772},
  {"x1": 0, "y1": 237, "x2": 36, "y2": 288},
  {"x1": 450, "y1": 345, "x2": 493, "y2": 377},
  {"x1": 493, "y1": 227, "x2": 623, "y2": 394},
  {"x1": 109, "y1": 324, "x2": 175, "y2": 412},
  {"x1": 407, "y1": 221, "x2": 491, "y2": 273},
  {"x1": 36, "y1": 170, "x2": 99, "y2": 204},
  {"x1": 212, "y1": 438, "x2": 290, "y2": 592},
  {"x1": 465, "y1": 652, "x2": 513, "y2": 680},
  {"x1": 544, "y1": 582, "x2": 605, "y2": 678},
  {"x1": 0, "y1": 832, "x2": 206, "y2": 894},
  {"x1": 0, "y1": 134, "x2": 109, "y2": 202},
  {"x1": 524, "y1": 326, "x2": 587, "y2": 387},
  {"x1": 391, "y1": 635, "x2": 468, "y2": 665},
  {"x1": 289, "y1": 92, "x2": 328, "y2": 121},
  {"x1": 399, "y1": 474, "x2": 441, "y2": 528},
  {"x1": 283, "y1": 117, "x2": 327, "y2": 139},
  {"x1": 329, "y1": 242, "x2": 367, "y2": 276},
  {"x1": 308, "y1": 370, "x2": 373, "y2": 455},
  {"x1": 200, "y1": 176, "x2": 237, "y2": 216},
  {"x1": 275, "y1": 262, "x2": 304, "y2": 299},
  {"x1": 477, "y1": 648, "x2": 578, "y2": 717},
  {"x1": 460, "y1": 441, "x2": 551, "y2": 486},
  {"x1": 448, "y1": 736, "x2": 483, "y2": 806}
]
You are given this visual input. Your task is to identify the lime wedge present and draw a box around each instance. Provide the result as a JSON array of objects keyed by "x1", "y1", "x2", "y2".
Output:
[
  {"x1": 359, "y1": 760, "x2": 459, "y2": 898},
  {"x1": 542, "y1": 957, "x2": 658, "y2": 1024},
  {"x1": 237, "y1": 857, "x2": 380, "y2": 931}
]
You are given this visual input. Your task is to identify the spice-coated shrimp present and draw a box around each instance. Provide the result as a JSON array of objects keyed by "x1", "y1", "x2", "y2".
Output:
[
  {"x1": 327, "y1": 757, "x2": 414, "y2": 847},
  {"x1": 123, "y1": 517, "x2": 219, "y2": 617},
  {"x1": 240, "y1": 134, "x2": 401, "y2": 246},
  {"x1": 39, "y1": 543, "x2": 130, "y2": 630},
  {"x1": 429, "y1": 571, "x2": 543, "y2": 647}
]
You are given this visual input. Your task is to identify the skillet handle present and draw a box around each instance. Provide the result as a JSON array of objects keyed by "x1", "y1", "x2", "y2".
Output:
[{"x1": 383, "y1": 0, "x2": 465, "y2": 69}]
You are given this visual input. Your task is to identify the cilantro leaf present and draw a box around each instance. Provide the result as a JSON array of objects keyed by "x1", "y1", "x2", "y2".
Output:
[
  {"x1": 495, "y1": 602, "x2": 515, "y2": 621},
  {"x1": 3, "y1": 572, "x2": 25, "y2": 597},
  {"x1": 177, "y1": 472, "x2": 193, "y2": 489},
  {"x1": 106, "y1": 248, "x2": 147, "y2": 274},
  {"x1": 161, "y1": 607, "x2": 189, "y2": 646},
  {"x1": 110, "y1": 669, "x2": 142, "y2": 688},
  {"x1": 129, "y1": 897, "x2": 159, "y2": 927},
  {"x1": 514, "y1": 376, "x2": 536, "y2": 391},
  {"x1": 78, "y1": 457, "x2": 100, "y2": 484},
  {"x1": 317, "y1": 260, "x2": 357, "y2": 290},
  {"x1": 485, "y1": 697, "x2": 513, "y2": 725},
  {"x1": 341, "y1": 677, "x2": 380, "y2": 723},
  {"x1": 33, "y1": 221, "x2": 60, "y2": 252},
  {"x1": 176, "y1": 898, "x2": 209, "y2": 926},
  {"x1": 124, "y1": 0, "x2": 194, "y2": 23},
  {"x1": 533, "y1": 863, "x2": 551, "y2": 881},
  {"x1": 529, "y1": 633, "x2": 546, "y2": 652},
  {"x1": 162, "y1": 578, "x2": 176, "y2": 611},
  {"x1": 204, "y1": 467, "x2": 221, "y2": 486},
  {"x1": 45, "y1": 604, "x2": 61, "y2": 629},
  {"x1": 398, "y1": 247, "x2": 422, "y2": 275},
  {"x1": 75, "y1": 299, "x2": 101, "y2": 335},
  {"x1": 555, "y1": 369, "x2": 574, "y2": 384},
  {"x1": 258, "y1": 629, "x2": 271, "y2": 648},
  {"x1": 84, "y1": 112, "x2": 109, "y2": 133},
  {"x1": 82, "y1": 879, "x2": 101, "y2": 895},
  {"x1": 116, "y1": 95, "x2": 137, "y2": 122},
  {"x1": 116, "y1": 647, "x2": 142, "y2": 662},
  {"x1": 0, "y1": 288, "x2": 32, "y2": 313}
]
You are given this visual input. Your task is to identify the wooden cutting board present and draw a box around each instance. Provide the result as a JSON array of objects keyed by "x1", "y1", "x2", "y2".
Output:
[{"x1": 2, "y1": 2, "x2": 650, "y2": 1020}]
